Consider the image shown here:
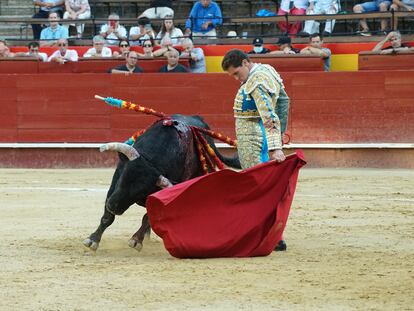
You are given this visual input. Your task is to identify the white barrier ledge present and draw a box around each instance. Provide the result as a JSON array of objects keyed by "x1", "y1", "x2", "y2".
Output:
[{"x1": 0, "y1": 143, "x2": 413, "y2": 149}]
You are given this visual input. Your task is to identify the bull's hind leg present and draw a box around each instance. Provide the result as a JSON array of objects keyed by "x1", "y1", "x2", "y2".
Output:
[
  {"x1": 83, "y1": 207, "x2": 115, "y2": 251},
  {"x1": 128, "y1": 213, "x2": 151, "y2": 252}
]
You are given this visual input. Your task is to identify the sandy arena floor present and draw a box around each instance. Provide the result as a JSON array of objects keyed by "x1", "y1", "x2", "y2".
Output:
[{"x1": 0, "y1": 167, "x2": 413, "y2": 311}]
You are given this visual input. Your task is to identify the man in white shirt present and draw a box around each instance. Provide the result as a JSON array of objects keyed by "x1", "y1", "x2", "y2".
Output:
[
  {"x1": 48, "y1": 38, "x2": 79, "y2": 63},
  {"x1": 83, "y1": 35, "x2": 112, "y2": 58},
  {"x1": 99, "y1": 13, "x2": 127, "y2": 45},
  {"x1": 16, "y1": 41, "x2": 48, "y2": 61}
]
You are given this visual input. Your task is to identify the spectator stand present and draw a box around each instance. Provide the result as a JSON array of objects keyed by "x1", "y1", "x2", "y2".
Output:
[{"x1": 358, "y1": 51, "x2": 414, "y2": 70}]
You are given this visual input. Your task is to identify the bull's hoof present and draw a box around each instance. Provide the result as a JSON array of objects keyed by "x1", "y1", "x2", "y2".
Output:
[
  {"x1": 128, "y1": 239, "x2": 143, "y2": 252},
  {"x1": 274, "y1": 240, "x2": 287, "y2": 252},
  {"x1": 82, "y1": 238, "x2": 99, "y2": 251}
]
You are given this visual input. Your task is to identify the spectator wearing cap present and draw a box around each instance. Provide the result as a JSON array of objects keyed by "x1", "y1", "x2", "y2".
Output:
[
  {"x1": 270, "y1": 37, "x2": 300, "y2": 54},
  {"x1": 185, "y1": 0, "x2": 222, "y2": 39},
  {"x1": 277, "y1": 0, "x2": 309, "y2": 35},
  {"x1": 248, "y1": 38, "x2": 270, "y2": 54},
  {"x1": 129, "y1": 16, "x2": 156, "y2": 47}
]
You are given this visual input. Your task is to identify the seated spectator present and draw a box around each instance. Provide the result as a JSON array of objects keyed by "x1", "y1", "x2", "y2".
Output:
[
  {"x1": 353, "y1": 0, "x2": 390, "y2": 36},
  {"x1": 129, "y1": 16, "x2": 156, "y2": 47},
  {"x1": 247, "y1": 37, "x2": 270, "y2": 54},
  {"x1": 0, "y1": 39, "x2": 15, "y2": 58},
  {"x1": 372, "y1": 31, "x2": 414, "y2": 54},
  {"x1": 62, "y1": 0, "x2": 91, "y2": 38},
  {"x1": 110, "y1": 51, "x2": 144, "y2": 74},
  {"x1": 391, "y1": 0, "x2": 414, "y2": 10},
  {"x1": 32, "y1": 0, "x2": 64, "y2": 40},
  {"x1": 112, "y1": 40, "x2": 130, "y2": 58},
  {"x1": 100, "y1": 13, "x2": 127, "y2": 45},
  {"x1": 300, "y1": 0, "x2": 339, "y2": 36},
  {"x1": 153, "y1": 37, "x2": 174, "y2": 57},
  {"x1": 83, "y1": 35, "x2": 112, "y2": 58},
  {"x1": 156, "y1": 15, "x2": 184, "y2": 45},
  {"x1": 48, "y1": 38, "x2": 78, "y2": 63},
  {"x1": 140, "y1": 0, "x2": 174, "y2": 19},
  {"x1": 40, "y1": 11, "x2": 69, "y2": 46},
  {"x1": 185, "y1": 0, "x2": 222, "y2": 39},
  {"x1": 15, "y1": 41, "x2": 47, "y2": 61},
  {"x1": 277, "y1": 0, "x2": 308, "y2": 35},
  {"x1": 137, "y1": 39, "x2": 155, "y2": 57},
  {"x1": 300, "y1": 33, "x2": 331, "y2": 71},
  {"x1": 180, "y1": 38, "x2": 206, "y2": 73},
  {"x1": 159, "y1": 49, "x2": 189, "y2": 73},
  {"x1": 270, "y1": 36, "x2": 300, "y2": 54}
]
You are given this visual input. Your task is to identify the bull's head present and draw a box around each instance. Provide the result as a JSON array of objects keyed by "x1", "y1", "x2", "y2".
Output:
[{"x1": 100, "y1": 143, "x2": 172, "y2": 215}]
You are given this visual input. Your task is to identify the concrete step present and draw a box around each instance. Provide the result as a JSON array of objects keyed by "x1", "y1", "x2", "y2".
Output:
[{"x1": 0, "y1": 5, "x2": 35, "y2": 16}]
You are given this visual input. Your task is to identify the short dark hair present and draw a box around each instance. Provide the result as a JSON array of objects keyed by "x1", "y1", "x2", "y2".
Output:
[
  {"x1": 310, "y1": 33, "x2": 323, "y2": 41},
  {"x1": 138, "y1": 16, "x2": 150, "y2": 26},
  {"x1": 221, "y1": 49, "x2": 251, "y2": 71},
  {"x1": 118, "y1": 39, "x2": 129, "y2": 47},
  {"x1": 28, "y1": 41, "x2": 40, "y2": 49}
]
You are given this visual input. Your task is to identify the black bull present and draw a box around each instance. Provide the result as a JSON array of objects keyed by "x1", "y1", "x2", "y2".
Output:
[{"x1": 83, "y1": 114, "x2": 240, "y2": 251}]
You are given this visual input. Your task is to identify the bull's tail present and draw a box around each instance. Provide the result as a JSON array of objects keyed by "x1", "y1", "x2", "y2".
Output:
[{"x1": 209, "y1": 140, "x2": 241, "y2": 169}]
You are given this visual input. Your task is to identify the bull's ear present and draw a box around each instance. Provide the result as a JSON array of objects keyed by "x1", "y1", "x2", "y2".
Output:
[
  {"x1": 156, "y1": 175, "x2": 173, "y2": 189},
  {"x1": 100, "y1": 143, "x2": 140, "y2": 161}
]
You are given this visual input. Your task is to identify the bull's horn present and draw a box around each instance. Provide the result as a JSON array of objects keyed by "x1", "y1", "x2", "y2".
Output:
[
  {"x1": 100, "y1": 143, "x2": 140, "y2": 161},
  {"x1": 156, "y1": 175, "x2": 173, "y2": 189}
]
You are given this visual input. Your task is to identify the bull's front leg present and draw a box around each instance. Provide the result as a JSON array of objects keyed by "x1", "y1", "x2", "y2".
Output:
[
  {"x1": 83, "y1": 206, "x2": 115, "y2": 251},
  {"x1": 128, "y1": 213, "x2": 151, "y2": 252}
]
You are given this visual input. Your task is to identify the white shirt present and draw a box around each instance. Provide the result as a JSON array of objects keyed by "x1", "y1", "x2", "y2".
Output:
[
  {"x1": 129, "y1": 26, "x2": 155, "y2": 46},
  {"x1": 280, "y1": 0, "x2": 309, "y2": 11},
  {"x1": 100, "y1": 24, "x2": 127, "y2": 45},
  {"x1": 156, "y1": 28, "x2": 184, "y2": 45},
  {"x1": 47, "y1": 49, "x2": 79, "y2": 62},
  {"x1": 83, "y1": 46, "x2": 112, "y2": 57},
  {"x1": 25, "y1": 52, "x2": 48, "y2": 62}
]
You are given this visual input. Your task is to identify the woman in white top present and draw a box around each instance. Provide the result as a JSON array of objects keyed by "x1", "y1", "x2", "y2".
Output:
[
  {"x1": 62, "y1": 0, "x2": 91, "y2": 38},
  {"x1": 156, "y1": 15, "x2": 184, "y2": 45}
]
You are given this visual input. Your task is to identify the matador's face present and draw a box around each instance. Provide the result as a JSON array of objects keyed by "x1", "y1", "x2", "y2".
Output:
[{"x1": 226, "y1": 59, "x2": 251, "y2": 83}]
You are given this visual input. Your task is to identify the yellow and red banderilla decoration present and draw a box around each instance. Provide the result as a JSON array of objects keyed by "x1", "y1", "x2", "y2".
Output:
[{"x1": 95, "y1": 95, "x2": 237, "y2": 174}]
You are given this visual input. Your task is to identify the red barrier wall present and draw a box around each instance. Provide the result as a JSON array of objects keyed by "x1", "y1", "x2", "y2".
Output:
[{"x1": 1, "y1": 71, "x2": 413, "y2": 145}]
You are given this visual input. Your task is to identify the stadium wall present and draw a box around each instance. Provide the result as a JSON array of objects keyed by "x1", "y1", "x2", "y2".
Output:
[{"x1": 0, "y1": 71, "x2": 413, "y2": 168}]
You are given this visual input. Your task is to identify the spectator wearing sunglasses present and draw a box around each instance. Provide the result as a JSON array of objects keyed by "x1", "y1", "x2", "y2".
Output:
[
  {"x1": 83, "y1": 35, "x2": 112, "y2": 58},
  {"x1": 137, "y1": 39, "x2": 154, "y2": 57},
  {"x1": 15, "y1": 41, "x2": 48, "y2": 61},
  {"x1": 113, "y1": 40, "x2": 130, "y2": 58},
  {"x1": 48, "y1": 38, "x2": 78, "y2": 63},
  {"x1": 110, "y1": 51, "x2": 144, "y2": 74}
]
